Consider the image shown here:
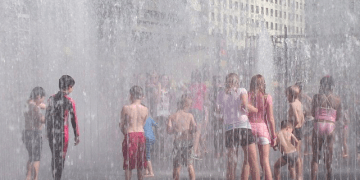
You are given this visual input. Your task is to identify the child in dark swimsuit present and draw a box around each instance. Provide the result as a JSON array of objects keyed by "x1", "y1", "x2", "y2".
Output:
[
  {"x1": 23, "y1": 87, "x2": 46, "y2": 180},
  {"x1": 274, "y1": 120, "x2": 299, "y2": 180}
]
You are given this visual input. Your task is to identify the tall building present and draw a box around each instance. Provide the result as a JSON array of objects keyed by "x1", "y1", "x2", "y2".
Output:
[{"x1": 207, "y1": 0, "x2": 305, "y2": 49}]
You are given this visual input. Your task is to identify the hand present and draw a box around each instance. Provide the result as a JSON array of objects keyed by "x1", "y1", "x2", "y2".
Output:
[
  {"x1": 271, "y1": 136, "x2": 277, "y2": 147},
  {"x1": 74, "y1": 136, "x2": 80, "y2": 146},
  {"x1": 39, "y1": 103, "x2": 46, "y2": 109}
]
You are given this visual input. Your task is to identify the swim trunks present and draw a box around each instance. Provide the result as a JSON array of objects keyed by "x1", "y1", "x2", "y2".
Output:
[
  {"x1": 122, "y1": 132, "x2": 147, "y2": 170},
  {"x1": 145, "y1": 138, "x2": 155, "y2": 161},
  {"x1": 282, "y1": 151, "x2": 299, "y2": 167},
  {"x1": 23, "y1": 130, "x2": 42, "y2": 162},
  {"x1": 173, "y1": 139, "x2": 194, "y2": 168},
  {"x1": 293, "y1": 127, "x2": 302, "y2": 140},
  {"x1": 225, "y1": 128, "x2": 256, "y2": 148}
]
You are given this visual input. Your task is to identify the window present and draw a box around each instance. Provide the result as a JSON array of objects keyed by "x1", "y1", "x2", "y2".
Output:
[
  {"x1": 230, "y1": 15, "x2": 233, "y2": 24},
  {"x1": 224, "y1": 0, "x2": 227, "y2": 8},
  {"x1": 296, "y1": 2, "x2": 298, "y2": 9},
  {"x1": 296, "y1": 14, "x2": 298, "y2": 21},
  {"x1": 300, "y1": 15, "x2": 302, "y2": 22},
  {"x1": 275, "y1": 10, "x2": 277, "y2": 17},
  {"x1": 251, "y1": 5, "x2": 254, "y2": 13},
  {"x1": 296, "y1": 27, "x2": 299, "y2": 33},
  {"x1": 229, "y1": 30, "x2": 232, "y2": 38},
  {"x1": 301, "y1": 28, "x2": 303, "y2": 34},
  {"x1": 288, "y1": 0, "x2": 290, "y2": 7},
  {"x1": 275, "y1": 23, "x2": 277, "y2": 30},
  {"x1": 284, "y1": 12, "x2": 286, "y2": 19},
  {"x1": 224, "y1": 29, "x2": 227, "y2": 36},
  {"x1": 266, "y1": 21, "x2": 269, "y2": 29},
  {"x1": 261, "y1": 7, "x2": 264, "y2": 14},
  {"x1": 236, "y1": 31, "x2": 239, "y2": 39},
  {"x1": 241, "y1": 3, "x2": 244, "y2": 10},
  {"x1": 275, "y1": 0, "x2": 278, "y2": 4},
  {"x1": 218, "y1": 0, "x2": 221, "y2": 6},
  {"x1": 266, "y1": 0, "x2": 268, "y2": 2},
  {"x1": 224, "y1": 15, "x2": 227, "y2": 23},
  {"x1": 235, "y1": 2, "x2": 238, "y2": 10},
  {"x1": 266, "y1": 8, "x2": 269, "y2": 15},
  {"x1": 246, "y1": 4, "x2": 249, "y2": 11},
  {"x1": 211, "y1": 12, "x2": 215, "y2": 21},
  {"x1": 300, "y1": 3, "x2": 302, "y2": 9},
  {"x1": 229, "y1": 0, "x2": 233, "y2": 9},
  {"x1": 235, "y1": 16, "x2": 238, "y2": 24},
  {"x1": 240, "y1": 17, "x2": 244, "y2": 24},
  {"x1": 271, "y1": 22, "x2": 273, "y2": 29},
  {"x1": 211, "y1": 0, "x2": 215, "y2": 6},
  {"x1": 256, "y1": 20, "x2": 259, "y2": 27},
  {"x1": 279, "y1": 11, "x2": 282, "y2": 18},
  {"x1": 279, "y1": 24, "x2": 282, "y2": 31},
  {"x1": 271, "y1": 9, "x2": 273, "y2": 16},
  {"x1": 217, "y1": 14, "x2": 221, "y2": 21},
  {"x1": 256, "y1": 6, "x2": 259, "y2": 13}
]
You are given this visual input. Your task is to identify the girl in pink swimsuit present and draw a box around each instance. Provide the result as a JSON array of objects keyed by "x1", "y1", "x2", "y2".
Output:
[
  {"x1": 311, "y1": 76, "x2": 342, "y2": 180},
  {"x1": 247, "y1": 74, "x2": 276, "y2": 180}
]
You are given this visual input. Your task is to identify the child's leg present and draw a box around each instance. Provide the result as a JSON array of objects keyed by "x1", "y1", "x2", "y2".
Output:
[
  {"x1": 242, "y1": 143, "x2": 260, "y2": 180},
  {"x1": 144, "y1": 161, "x2": 154, "y2": 177},
  {"x1": 188, "y1": 164, "x2": 196, "y2": 180},
  {"x1": 274, "y1": 157, "x2": 287, "y2": 180},
  {"x1": 289, "y1": 162, "x2": 296, "y2": 180},
  {"x1": 311, "y1": 132, "x2": 323, "y2": 180},
  {"x1": 25, "y1": 160, "x2": 32, "y2": 180},
  {"x1": 258, "y1": 144, "x2": 272, "y2": 180},
  {"x1": 295, "y1": 140, "x2": 303, "y2": 180},
  {"x1": 125, "y1": 169, "x2": 132, "y2": 180},
  {"x1": 137, "y1": 168, "x2": 144, "y2": 180},
  {"x1": 342, "y1": 127, "x2": 348, "y2": 157},
  {"x1": 226, "y1": 147, "x2": 237, "y2": 180},
  {"x1": 173, "y1": 166, "x2": 181, "y2": 180},
  {"x1": 325, "y1": 135, "x2": 334, "y2": 180},
  {"x1": 32, "y1": 161, "x2": 40, "y2": 180}
]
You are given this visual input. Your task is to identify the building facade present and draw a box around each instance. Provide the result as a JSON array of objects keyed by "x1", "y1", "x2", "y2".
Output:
[{"x1": 207, "y1": 0, "x2": 305, "y2": 49}]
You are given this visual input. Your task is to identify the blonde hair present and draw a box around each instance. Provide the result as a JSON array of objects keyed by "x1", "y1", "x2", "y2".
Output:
[
  {"x1": 250, "y1": 74, "x2": 266, "y2": 95},
  {"x1": 225, "y1": 73, "x2": 240, "y2": 91}
]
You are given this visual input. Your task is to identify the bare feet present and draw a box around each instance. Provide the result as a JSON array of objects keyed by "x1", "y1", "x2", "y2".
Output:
[{"x1": 144, "y1": 173, "x2": 155, "y2": 177}]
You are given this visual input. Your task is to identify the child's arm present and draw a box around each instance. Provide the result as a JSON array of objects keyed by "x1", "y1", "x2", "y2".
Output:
[
  {"x1": 241, "y1": 93, "x2": 258, "y2": 113},
  {"x1": 166, "y1": 115, "x2": 173, "y2": 134},
  {"x1": 120, "y1": 107, "x2": 127, "y2": 136},
  {"x1": 290, "y1": 102, "x2": 301, "y2": 126},
  {"x1": 190, "y1": 115, "x2": 197, "y2": 134},
  {"x1": 291, "y1": 133, "x2": 299, "y2": 146},
  {"x1": 266, "y1": 96, "x2": 276, "y2": 139},
  {"x1": 69, "y1": 99, "x2": 80, "y2": 145}
]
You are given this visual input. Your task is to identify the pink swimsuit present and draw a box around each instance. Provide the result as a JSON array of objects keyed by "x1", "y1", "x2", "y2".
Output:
[
  {"x1": 248, "y1": 93, "x2": 272, "y2": 144},
  {"x1": 314, "y1": 107, "x2": 337, "y2": 138}
]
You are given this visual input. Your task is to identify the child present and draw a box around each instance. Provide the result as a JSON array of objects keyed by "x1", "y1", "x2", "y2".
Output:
[
  {"x1": 143, "y1": 116, "x2": 157, "y2": 177},
  {"x1": 46, "y1": 75, "x2": 80, "y2": 180},
  {"x1": 120, "y1": 86, "x2": 148, "y2": 180},
  {"x1": 286, "y1": 85, "x2": 305, "y2": 180},
  {"x1": 274, "y1": 120, "x2": 299, "y2": 180},
  {"x1": 23, "y1": 87, "x2": 46, "y2": 180},
  {"x1": 167, "y1": 94, "x2": 197, "y2": 180}
]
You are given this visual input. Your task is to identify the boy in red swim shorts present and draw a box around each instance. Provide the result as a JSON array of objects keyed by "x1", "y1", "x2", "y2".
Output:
[{"x1": 120, "y1": 86, "x2": 148, "y2": 180}]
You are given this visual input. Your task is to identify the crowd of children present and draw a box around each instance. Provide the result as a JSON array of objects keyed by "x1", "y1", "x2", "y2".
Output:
[{"x1": 23, "y1": 72, "x2": 348, "y2": 180}]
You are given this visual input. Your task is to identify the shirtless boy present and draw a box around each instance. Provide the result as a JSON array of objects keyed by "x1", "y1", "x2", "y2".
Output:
[
  {"x1": 274, "y1": 121, "x2": 300, "y2": 180},
  {"x1": 120, "y1": 86, "x2": 148, "y2": 180},
  {"x1": 286, "y1": 85, "x2": 305, "y2": 179},
  {"x1": 167, "y1": 94, "x2": 197, "y2": 180}
]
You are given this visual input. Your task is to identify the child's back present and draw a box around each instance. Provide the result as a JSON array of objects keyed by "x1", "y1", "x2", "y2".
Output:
[
  {"x1": 277, "y1": 129, "x2": 297, "y2": 154},
  {"x1": 288, "y1": 99, "x2": 305, "y2": 128},
  {"x1": 168, "y1": 110, "x2": 196, "y2": 141}
]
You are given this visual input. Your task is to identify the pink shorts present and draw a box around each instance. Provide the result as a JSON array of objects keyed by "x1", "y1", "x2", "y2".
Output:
[{"x1": 250, "y1": 123, "x2": 270, "y2": 145}]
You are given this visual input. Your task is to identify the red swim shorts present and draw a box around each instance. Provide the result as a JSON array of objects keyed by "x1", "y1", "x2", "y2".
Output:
[{"x1": 122, "y1": 132, "x2": 147, "y2": 170}]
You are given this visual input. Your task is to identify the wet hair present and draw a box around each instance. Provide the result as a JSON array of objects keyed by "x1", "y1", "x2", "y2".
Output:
[
  {"x1": 178, "y1": 94, "x2": 192, "y2": 110},
  {"x1": 319, "y1": 75, "x2": 334, "y2": 94},
  {"x1": 294, "y1": 81, "x2": 303, "y2": 93},
  {"x1": 281, "y1": 120, "x2": 293, "y2": 129},
  {"x1": 225, "y1": 73, "x2": 239, "y2": 90},
  {"x1": 59, "y1": 75, "x2": 75, "y2": 90},
  {"x1": 286, "y1": 85, "x2": 300, "y2": 102},
  {"x1": 29, "y1": 87, "x2": 46, "y2": 100},
  {"x1": 130, "y1": 86, "x2": 144, "y2": 100},
  {"x1": 250, "y1": 74, "x2": 266, "y2": 95}
]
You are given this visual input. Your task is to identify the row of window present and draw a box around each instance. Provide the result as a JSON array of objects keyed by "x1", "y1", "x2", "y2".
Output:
[
  {"x1": 211, "y1": 0, "x2": 304, "y2": 10},
  {"x1": 211, "y1": 12, "x2": 303, "y2": 24}
]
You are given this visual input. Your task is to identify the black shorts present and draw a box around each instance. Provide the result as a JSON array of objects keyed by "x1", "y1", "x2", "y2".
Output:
[
  {"x1": 282, "y1": 151, "x2": 299, "y2": 167},
  {"x1": 293, "y1": 127, "x2": 302, "y2": 140},
  {"x1": 22, "y1": 130, "x2": 42, "y2": 162},
  {"x1": 225, "y1": 128, "x2": 256, "y2": 148}
]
